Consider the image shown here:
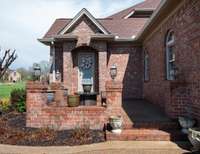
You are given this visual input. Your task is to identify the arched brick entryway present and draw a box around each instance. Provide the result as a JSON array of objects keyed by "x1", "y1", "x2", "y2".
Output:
[{"x1": 70, "y1": 46, "x2": 99, "y2": 94}]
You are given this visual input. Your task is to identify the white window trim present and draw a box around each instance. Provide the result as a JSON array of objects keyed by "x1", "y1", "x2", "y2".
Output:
[{"x1": 166, "y1": 31, "x2": 175, "y2": 80}]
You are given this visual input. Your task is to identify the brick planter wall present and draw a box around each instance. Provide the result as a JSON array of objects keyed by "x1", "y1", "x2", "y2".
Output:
[{"x1": 26, "y1": 81, "x2": 128, "y2": 130}]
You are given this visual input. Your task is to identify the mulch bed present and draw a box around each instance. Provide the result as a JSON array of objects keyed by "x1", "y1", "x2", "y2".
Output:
[{"x1": 0, "y1": 111, "x2": 105, "y2": 146}]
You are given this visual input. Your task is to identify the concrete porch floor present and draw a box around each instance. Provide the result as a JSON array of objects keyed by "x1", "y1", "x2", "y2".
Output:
[
  {"x1": 107, "y1": 100, "x2": 187, "y2": 141},
  {"x1": 122, "y1": 99, "x2": 172, "y2": 124}
]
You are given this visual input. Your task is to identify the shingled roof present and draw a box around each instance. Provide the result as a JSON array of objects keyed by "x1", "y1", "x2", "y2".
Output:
[
  {"x1": 42, "y1": 0, "x2": 161, "y2": 39},
  {"x1": 108, "y1": 0, "x2": 162, "y2": 19}
]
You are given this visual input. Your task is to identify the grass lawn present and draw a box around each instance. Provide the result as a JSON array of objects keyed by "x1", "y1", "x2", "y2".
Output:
[{"x1": 0, "y1": 82, "x2": 25, "y2": 99}]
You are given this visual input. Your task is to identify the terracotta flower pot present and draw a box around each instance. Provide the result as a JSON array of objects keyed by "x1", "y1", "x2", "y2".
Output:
[{"x1": 68, "y1": 95, "x2": 80, "y2": 107}]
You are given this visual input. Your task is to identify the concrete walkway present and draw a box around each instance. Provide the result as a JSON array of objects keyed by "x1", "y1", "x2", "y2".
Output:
[{"x1": 0, "y1": 141, "x2": 191, "y2": 154}]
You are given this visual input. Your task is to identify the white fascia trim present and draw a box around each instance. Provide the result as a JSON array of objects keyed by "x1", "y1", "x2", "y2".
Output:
[
  {"x1": 124, "y1": 11, "x2": 135, "y2": 19},
  {"x1": 131, "y1": 35, "x2": 136, "y2": 39},
  {"x1": 59, "y1": 8, "x2": 109, "y2": 35},
  {"x1": 114, "y1": 37, "x2": 135, "y2": 42},
  {"x1": 135, "y1": 0, "x2": 167, "y2": 40}
]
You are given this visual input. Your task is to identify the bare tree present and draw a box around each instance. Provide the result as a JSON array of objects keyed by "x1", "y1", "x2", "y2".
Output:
[{"x1": 0, "y1": 48, "x2": 17, "y2": 79}]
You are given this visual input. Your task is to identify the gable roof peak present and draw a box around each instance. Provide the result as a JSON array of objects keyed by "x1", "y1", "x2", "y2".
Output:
[{"x1": 59, "y1": 8, "x2": 109, "y2": 35}]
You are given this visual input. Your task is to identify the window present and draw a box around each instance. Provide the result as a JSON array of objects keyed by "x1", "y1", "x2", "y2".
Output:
[
  {"x1": 126, "y1": 10, "x2": 154, "y2": 19},
  {"x1": 166, "y1": 30, "x2": 175, "y2": 80},
  {"x1": 13, "y1": 71, "x2": 17, "y2": 76},
  {"x1": 144, "y1": 51, "x2": 150, "y2": 81}
]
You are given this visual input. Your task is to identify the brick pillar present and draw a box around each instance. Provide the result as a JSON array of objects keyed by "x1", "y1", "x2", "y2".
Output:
[
  {"x1": 91, "y1": 41, "x2": 108, "y2": 92},
  {"x1": 106, "y1": 81, "x2": 123, "y2": 108},
  {"x1": 99, "y1": 51, "x2": 107, "y2": 92},
  {"x1": 63, "y1": 42, "x2": 76, "y2": 94},
  {"x1": 26, "y1": 82, "x2": 48, "y2": 128}
]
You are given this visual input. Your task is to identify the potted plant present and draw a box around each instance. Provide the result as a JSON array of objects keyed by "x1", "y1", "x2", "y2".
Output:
[
  {"x1": 68, "y1": 95, "x2": 80, "y2": 107},
  {"x1": 109, "y1": 116, "x2": 123, "y2": 134},
  {"x1": 82, "y1": 79, "x2": 92, "y2": 93},
  {"x1": 188, "y1": 128, "x2": 200, "y2": 151}
]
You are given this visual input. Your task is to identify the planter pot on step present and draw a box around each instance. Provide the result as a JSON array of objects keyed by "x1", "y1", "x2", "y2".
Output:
[
  {"x1": 82, "y1": 84, "x2": 92, "y2": 93},
  {"x1": 68, "y1": 95, "x2": 80, "y2": 107},
  {"x1": 109, "y1": 116, "x2": 122, "y2": 134},
  {"x1": 188, "y1": 128, "x2": 200, "y2": 151},
  {"x1": 178, "y1": 116, "x2": 195, "y2": 134}
]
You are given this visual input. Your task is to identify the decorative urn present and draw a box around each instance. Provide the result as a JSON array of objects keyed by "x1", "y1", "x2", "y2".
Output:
[
  {"x1": 188, "y1": 128, "x2": 200, "y2": 151},
  {"x1": 178, "y1": 116, "x2": 195, "y2": 134},
  {"x1": 109, "y1": 116, "x2": 123, "y2": 134},
  {"x1": 82, "y1": 79, "x2": 92, "y2": 93}
]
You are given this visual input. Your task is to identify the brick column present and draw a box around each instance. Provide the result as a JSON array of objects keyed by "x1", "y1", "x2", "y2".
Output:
[
  {"x1": 91, "y1": 41, "x2": 108, "y2": 92},
  {"x1": 26, "y1": 82, "x2": 48, "y2": 128},
  {"x1": 106, "y1": 81, "x2": 123, "y2": 108},
  {"x1": 63, "y1": 42, "x2": 76, "y2": 94},
  {"x1": 99, "y1": 51, "x2": 107, "y2": 92}
]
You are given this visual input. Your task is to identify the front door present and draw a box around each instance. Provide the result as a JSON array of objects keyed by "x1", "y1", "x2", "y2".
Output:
[{"x1": 78, "y1": 52, "x2": 95, "y2": 92}]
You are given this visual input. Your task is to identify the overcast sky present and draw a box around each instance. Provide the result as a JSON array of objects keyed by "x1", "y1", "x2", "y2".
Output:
[{"x1": 0, "y1": 0, "x2": 143, "y2": 69}]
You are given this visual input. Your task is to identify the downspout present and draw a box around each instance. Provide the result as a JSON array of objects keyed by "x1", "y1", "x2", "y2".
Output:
[{"x1": 51, "y1": 41, "x2": 56, "y2": 82}]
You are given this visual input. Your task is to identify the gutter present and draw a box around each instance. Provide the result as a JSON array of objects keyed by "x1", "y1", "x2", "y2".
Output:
[{"x1": 38, "y1": 35, "x2": 78, "y2": 45}]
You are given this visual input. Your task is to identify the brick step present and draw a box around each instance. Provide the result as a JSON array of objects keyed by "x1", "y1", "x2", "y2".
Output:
[
  {"x1": 106, "y1": 129, "x2": 188, "y2": 141},
  {"x1": 123, "y1": 121, "x2": 180, "y2": 130}
]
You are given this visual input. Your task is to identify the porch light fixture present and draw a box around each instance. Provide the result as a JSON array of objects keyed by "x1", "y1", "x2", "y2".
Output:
[
  {"x1": 110, "y1": 64, "x2": 117, "y2": 80},
  {"x1": 33, "y1": 64, "x2": 41, "y2": 81},
  {"x1": 56, "y1": 70, "x2": 61, "y2": 81}
]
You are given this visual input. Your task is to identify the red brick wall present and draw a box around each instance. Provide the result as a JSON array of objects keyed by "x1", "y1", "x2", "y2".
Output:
[
  {"x1": 61, "y1": 41, "x2": 143, "y2": 98},
  {"x1": 26, "y1": 81, "x2": 130, "y2": 130},
  {"x1": 59, "y1": 15, "x2": 143, "y2": 98},
  {"x1": 68, "y1": 15, "x2": 102, "y2": 45},
  {"x1": 143, "y1": 0, "x2": 200, "y2": 121},
  {"x1": 108, "y1": 43, "x2": 143, "y2": 99},
  {"x1": 61, "y1": 42, "x2": 142, "y2": 99}
]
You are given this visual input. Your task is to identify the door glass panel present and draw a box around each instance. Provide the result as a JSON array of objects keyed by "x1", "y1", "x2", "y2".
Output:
[{"x1": 78, "y1": 53, "x2": 95, "y2": 92}]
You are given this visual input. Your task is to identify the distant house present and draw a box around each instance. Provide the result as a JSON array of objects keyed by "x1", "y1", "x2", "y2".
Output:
[{"x1": 8, "y1": 71, "x2": 21, "y2": 83}]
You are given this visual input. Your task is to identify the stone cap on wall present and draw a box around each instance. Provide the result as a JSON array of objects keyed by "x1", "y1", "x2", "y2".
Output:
[{"x1": 105, "y1": 81, "x2": 123, "y2": 92}]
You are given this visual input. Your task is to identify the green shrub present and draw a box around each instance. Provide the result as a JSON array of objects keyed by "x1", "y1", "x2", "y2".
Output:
[
  {"x1": 16, "y1": 101, "x2": 26, "y2": 113},
  {"x1": 10, "y1": 89, "x2": 26, "y2": 112},
  {"x1": 0, "y1": 98, "x2": 11, "y2": 112}
]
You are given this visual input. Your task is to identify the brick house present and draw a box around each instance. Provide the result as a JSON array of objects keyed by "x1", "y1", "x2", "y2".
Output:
[{"x1": 27, "y1": 0, "x2": 200, "y2": 137}]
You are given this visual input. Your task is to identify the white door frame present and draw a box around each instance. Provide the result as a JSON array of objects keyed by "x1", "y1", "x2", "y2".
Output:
[{"x1": 78, "y1": 52, "x2": 95, "y2": 92}]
